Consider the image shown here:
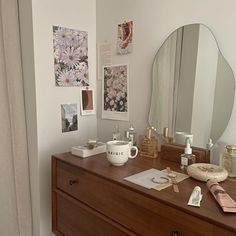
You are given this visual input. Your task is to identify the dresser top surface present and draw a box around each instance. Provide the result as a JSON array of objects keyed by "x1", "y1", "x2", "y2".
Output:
[{"x1": 52, "y1": 152, "x2": 236, "y2": 232}]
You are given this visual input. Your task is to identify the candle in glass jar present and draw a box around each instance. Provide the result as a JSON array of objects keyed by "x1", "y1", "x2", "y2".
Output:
[{"x1": 220, "y1": 145, "x2": 236, "y2": 177}]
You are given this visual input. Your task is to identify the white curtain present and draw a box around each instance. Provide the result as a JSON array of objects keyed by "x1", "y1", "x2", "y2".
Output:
[
  {"x1": 149, "y1": 31, "x2": 178, "y2": 137},
  {"x1": 0, "y1": 0, "x2": 33, "y2": 235}
]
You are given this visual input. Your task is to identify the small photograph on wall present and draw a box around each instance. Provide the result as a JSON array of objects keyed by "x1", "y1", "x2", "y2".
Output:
[
  {"x1": 61, "y1": 104, "x2": 78, "y2": 133},
  {"x1": 53, "y1": 26, "x2": 89, "y2": 87},
  {"x1": 102, "y1": 64, "x2": 129, "y2": 121},
  {"x1": 117, "y1": 21, "x2": 133, "y2": 55},
  {"x1": 80, "y1": 88, "x2": 96, "y2": 116}
]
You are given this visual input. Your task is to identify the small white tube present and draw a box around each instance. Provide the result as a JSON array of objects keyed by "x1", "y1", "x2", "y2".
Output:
[{"x1": 188, "y1": 186, "x2": 203, "y2": 207}]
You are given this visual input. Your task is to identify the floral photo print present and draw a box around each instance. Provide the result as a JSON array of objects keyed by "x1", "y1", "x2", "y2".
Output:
[
  {"x1": 102, "y1": 64, "x2": 129, "y2": 121},
  {"x1": 53, "y1": 26, "x2": 89, "y2": 87}
]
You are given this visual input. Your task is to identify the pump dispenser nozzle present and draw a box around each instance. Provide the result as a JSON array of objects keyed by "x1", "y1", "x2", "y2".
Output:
[
  {"x1": 181, "y1": 137, "x2": 196, "y2": 170},
  {"x1": 185, "y1": 138, "x2": 192, "y2": 155},
  {"x1": 206, "y1": 138, "x2": 213, "y2": 150}
]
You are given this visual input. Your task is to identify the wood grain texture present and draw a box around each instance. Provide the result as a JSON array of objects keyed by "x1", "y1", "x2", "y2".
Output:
[
  {"x1": 160, "y1": 143, "x2": 210, "y2": 163},
  {"x1": 52, "y1": 158, "x2": 60, "y2": 235},
  {"x1": 56, "y1": 161, "x2": 212, "y2": 235},
  {"x1": 52, "y1": 152, "x2": 236, "y2": 235},
  {"x1": 56, "y1": 192, "x2": 135, "y2": 236}
]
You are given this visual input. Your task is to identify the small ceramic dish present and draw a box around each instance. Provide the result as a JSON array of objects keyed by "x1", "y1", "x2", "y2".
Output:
[{"x1": 187, "y1": 163, "x2": 228, "y2": 182}]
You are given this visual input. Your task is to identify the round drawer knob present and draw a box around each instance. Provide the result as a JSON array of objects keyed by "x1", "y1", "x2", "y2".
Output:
[
  {"x1": 170, "y1": 231, "x2": 179, "y2": 236},
  {"x1": 69, "y1": 179, "x2": 78, "y2": 186}
]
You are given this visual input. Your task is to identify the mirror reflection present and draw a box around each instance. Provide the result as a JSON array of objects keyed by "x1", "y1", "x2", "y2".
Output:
[{"x1": 149, "y1": 24, "x2": 235, "y2": 148}]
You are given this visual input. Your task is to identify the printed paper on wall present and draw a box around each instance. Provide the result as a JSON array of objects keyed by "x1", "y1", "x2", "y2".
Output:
[{"x1": 53, "y1": 26, "x2": 89, "y2": 86}]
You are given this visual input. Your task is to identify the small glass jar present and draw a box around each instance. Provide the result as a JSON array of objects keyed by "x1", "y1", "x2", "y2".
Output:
[{"x1": 220, "y1": 145, "x2": 236, "y2": 177}]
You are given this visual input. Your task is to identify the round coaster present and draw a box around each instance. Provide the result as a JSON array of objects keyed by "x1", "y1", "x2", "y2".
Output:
[{"x1": 187, "y1": 163, "x2": 228, "y2": 182}]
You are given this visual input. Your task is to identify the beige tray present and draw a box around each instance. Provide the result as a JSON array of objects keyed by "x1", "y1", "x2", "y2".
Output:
[{"x1": 187, "y1": 163, "x2": 228, "y2": 182}]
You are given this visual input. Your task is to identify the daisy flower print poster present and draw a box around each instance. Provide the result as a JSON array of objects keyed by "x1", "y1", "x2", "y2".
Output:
[
  {"x1": 102, "y1": 64, "x2": 129, "y2": 121},
  {"x1": 53, "y1": 26, "x2": 89, "y2": 87}
]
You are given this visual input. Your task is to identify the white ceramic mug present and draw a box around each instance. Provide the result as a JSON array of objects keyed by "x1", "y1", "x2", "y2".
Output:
[{"x1": 106, "y1": 140, "x2": 138, "y2": 166}]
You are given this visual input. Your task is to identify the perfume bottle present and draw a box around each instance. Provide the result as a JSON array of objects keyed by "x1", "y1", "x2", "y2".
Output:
[
  {"x1": 112, "y1": 125, "x2": 121, "y2": 140},
  {"x1": 180, "y1": 138, "x2": 196, "y2": 170},
  {"x1": 220, "y1": 145, "x2": 236, "y2": 177},
  {"x1": 123, "y1": 130, "x2": 132, "y2": 146},
  {"x1": 139, "y1": 128, "x2": 158, "y2": 158},
  {"x1": 129, "y1": 125, "x2": 136, "y2": 146},
  {"x1": 206, "y1": 138, "x2": 213, "y2": 162},
  {"x1": 162, "y1": 127, "x2": 173, "y2": 143}
]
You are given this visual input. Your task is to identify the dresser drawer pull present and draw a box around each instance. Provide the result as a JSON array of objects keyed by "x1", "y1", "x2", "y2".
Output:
[
  {"x1": 170, "y1": 231, "x2": 179, "y2": 236},
  {"x1": 69, "y1": 179, "x2": 78, "y2": 186}
]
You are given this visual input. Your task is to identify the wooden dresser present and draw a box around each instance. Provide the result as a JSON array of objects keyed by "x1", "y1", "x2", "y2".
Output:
[{"x1": 52, "y1": 152, "x2": 236, "y2": 236}]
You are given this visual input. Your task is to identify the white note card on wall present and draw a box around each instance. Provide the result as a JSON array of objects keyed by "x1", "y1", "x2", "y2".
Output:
[{"x1": 97, "y1": 42, "x2": 112, "y2": 80}]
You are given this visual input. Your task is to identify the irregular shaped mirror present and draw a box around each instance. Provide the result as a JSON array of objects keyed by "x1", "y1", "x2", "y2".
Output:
[{"x1": 149, "y1": 24, "x2": 235, "y2": 148}]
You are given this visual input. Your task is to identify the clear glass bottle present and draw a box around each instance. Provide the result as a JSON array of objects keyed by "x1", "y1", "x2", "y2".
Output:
[
  {"x1": 123, "y1": 130, "x2": 132, "y2": 146},
  {"x1": 112, "y1": 125, "x2": 121, "y2": 140},
  {"x1": 129, "y1": 125, "x2": 136, "y2": 146},
  {"x1": 139, "y1": 134, "x2": 158, "y2": 158},
  {"x1": 220, "y1": 145, "x2": 236, "y2": 177},
  {"x1": 180, "y1": 138, "x2": 196, "y2": 170},
  {"x1": 162, "y1": 127, "x2": 174, "y2": 144}
]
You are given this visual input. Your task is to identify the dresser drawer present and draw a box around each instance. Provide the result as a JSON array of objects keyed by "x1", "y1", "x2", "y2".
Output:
[
  {"x1": 56, "y1": 192, "x2": 135, "y2": 236},
  {"x1": 212, "y1": 226, "x2": 236, "y2": 236},
  {"x1": 56, "y1": 160, "x2": 216, "y2": 236}
]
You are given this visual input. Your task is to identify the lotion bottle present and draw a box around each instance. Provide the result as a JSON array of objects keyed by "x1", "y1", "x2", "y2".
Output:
[{"x1": 181, "y1": 138, "x2": 196, "y2": 170}]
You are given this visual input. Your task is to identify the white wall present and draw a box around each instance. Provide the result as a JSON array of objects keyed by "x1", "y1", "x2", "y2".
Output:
[
  {"x1": 97, "y1": 0, "x2": 236, "y2": 162},
  {"x1": 175, "y1": 25, "x2": 199, "y2": 134},
  {"x1": 20, "y1": 0, "x2": 97, "y2": 235},
  {"x1": 19, "y1": 0, "x2": 236, "y2": 234},
  {"x1": 211, "y1": 52, "x2": 235, "y2": 143},
  {"x1": 97, "y1": 0, "x2": 158, "y2": 142},
  {"x1": 191, "y1": 25, "x2": 218, "y2": 147}
]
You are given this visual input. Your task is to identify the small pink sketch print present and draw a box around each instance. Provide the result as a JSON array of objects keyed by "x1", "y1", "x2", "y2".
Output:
[{"x1": 117, "y1": 21, "x2": 133, "y2": 55}]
